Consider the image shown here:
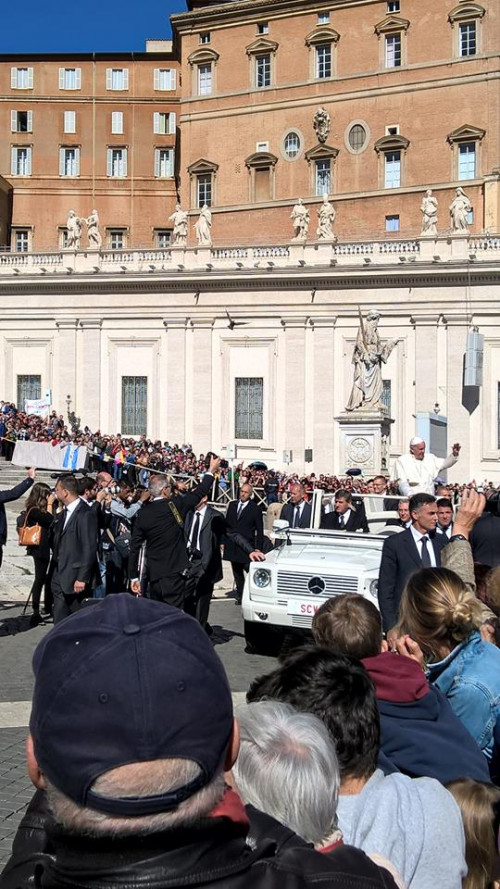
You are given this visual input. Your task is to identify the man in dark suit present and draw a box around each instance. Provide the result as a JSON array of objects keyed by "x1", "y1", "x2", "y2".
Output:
[
  {"x1": 223, "y1": 483, "x2": 264, "y2": 604},
  {"x1": 280, "y1": 483, "x2": 312, "y2": 529},
  {"x1": 378, "y1": 492, "x2": 448, "y2": 635},
  {"x1": 0, "y1": 467, "x2": 35, "y2": 568},
  {"x1": 372, "y1": 476, "x2": 399, "y2": 512},
  {"x1": 469, "y1": 509, "x2": 500, "y2": 567},
  {"x1": 321, "y1": 490, "x2": 370, "y2": 533},
  {"x1": 50, "y1": 473, "x2": 99, "y2": 624},
  {"x1": 129, "y1": 454, "x2": 220, "y2": 608},
  {"x1": 385, "y1": 498, "x2": 412, "y2": 529},
  {"x1": 184, "y1": 495, "x2": 265, "y2": 630}
]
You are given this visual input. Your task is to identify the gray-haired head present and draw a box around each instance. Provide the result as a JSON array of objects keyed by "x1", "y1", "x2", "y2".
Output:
[{"x1": 233, "y1": 701, "x2": 340, "y2": 846}]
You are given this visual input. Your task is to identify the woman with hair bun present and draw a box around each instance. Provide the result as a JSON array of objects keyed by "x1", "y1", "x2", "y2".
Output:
[{"x1": 398, "y1": 567, "x2": 500, "y2": 761}]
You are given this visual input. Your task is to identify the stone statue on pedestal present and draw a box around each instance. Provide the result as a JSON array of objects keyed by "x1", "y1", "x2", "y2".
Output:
[
  {"x1": 317, "y1": 195, "x2": 336, "y2": 240},
  {"x1": 85, "y1": 209, "x2": 102, "y2": 249},
  {"x1": 449, "y1": 186, "x2": 472, "y2": 233},
  {"x1": 66, "y1": 210, "x2": 82, "y2": 250},
  {"x1": 195, "y1": 204, "x2": 212, "y2": 246},
  {"x1": 346, "y1": 309, "x2": 400, "y2": 412},
  {"x1": 291, "y1": 198, "x2": 309, "y2": 241},
  {"x1": 169, "y1": 203, "x2": 188, "y2": 247},
  {"x1": 313, "y1": 107, "x2": 331, "y2": 144},
  {"x1": 420, "y1": 189, "x2": 438, "y2": 236}
]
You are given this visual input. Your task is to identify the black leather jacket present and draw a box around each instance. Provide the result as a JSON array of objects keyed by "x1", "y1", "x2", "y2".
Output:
[{"x1": 1, "y1": 791, "x2": 396, "y2": 889}]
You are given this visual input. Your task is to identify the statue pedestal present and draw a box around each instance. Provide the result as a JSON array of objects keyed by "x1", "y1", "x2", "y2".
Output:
[{"x1": 335, "y1": 409, "x2": 394, "y2": 475}]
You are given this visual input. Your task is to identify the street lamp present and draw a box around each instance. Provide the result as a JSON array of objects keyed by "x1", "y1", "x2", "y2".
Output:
[{"x1": 66, "y1": 394, "x2": 71, "y2": 419}]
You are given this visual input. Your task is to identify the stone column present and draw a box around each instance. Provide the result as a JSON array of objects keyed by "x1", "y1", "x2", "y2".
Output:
[
  {"x1": 191, "y1": 320, "x2": 213, "y2": 449},
  {"x1": 54, "y1": 318, "x2": 78, "y2": 419},
  {"x1": 79, "y1": 319, "x2": 102, "y2": 430},
  {"x1": 163, "y1": 319, "x2": 187, "y2": 444},
  {"x1": 284, "y1": 322, "x2": 306, "y2": 470},
  {"x1": 413, "y1": 315, "x2": 439, "y2": 414},
  {"x1": 445, "y1": 316, "x2": 472, "y2": 481},
  {"x1": 312, "y1": 320, "x2": 335, "y2": 473}
]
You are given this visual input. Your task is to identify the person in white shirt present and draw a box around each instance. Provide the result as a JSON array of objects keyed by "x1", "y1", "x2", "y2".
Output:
[{"x1": 393, "y1": 437, "x2": 460, "y2": 497}]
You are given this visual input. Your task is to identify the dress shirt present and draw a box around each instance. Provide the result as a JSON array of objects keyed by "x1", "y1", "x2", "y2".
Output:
[
  {"x1": 237, "y1": 500, "x2": 249, "y2": 518},
  {"x1": 63, "y1": 498, "x2": 80, "y2": 529},
  {"x1": 410, "y1": 525, "x2": 437, "y2": 567},
  {"x1": 438, "y1": 524, "x2": 452, "y2": 539},
  {"x1": 338, "y1": 509, "x2": 351, "y2": 528},
  {"x1": 292, "y1": 501, "x2": 306, "y2": 527},
  {"x1": 189, "y1": 505, "x2": 207, "y2": 551}
]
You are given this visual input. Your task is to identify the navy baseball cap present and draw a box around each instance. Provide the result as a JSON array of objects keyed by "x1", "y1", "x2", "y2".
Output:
[{"x1": 30, "y1": 595, "x2": 233, "y2": 817}]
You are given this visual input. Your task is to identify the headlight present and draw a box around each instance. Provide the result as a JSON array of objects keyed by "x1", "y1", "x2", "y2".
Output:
[
  {"x1": 369, "y1": 580, "x2": 378, "y2": 596},
  {"x1": 253, "y1": 568, "x2": 272, "y2": 588}
]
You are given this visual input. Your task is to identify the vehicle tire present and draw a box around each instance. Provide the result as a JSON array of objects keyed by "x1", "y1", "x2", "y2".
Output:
[{"x1": 244, "y1": 620, "x2": 284, "y2": 657}]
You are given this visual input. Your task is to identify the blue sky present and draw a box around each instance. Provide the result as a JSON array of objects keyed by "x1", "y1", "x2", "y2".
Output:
[{"x1": 0, "y1": 0, "x2": 186, "y2": 54}]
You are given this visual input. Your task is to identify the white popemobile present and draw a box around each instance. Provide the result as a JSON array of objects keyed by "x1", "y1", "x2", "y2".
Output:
[{"x1": 242, "y1": 489, "x2": 400, "y2": 654}]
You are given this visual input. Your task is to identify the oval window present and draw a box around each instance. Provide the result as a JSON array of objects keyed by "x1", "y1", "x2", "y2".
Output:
[
  {"x1": 348, "y1": 124, "x2": 367, "y2": 151},
  {"x1": 284, "y1": 131, "x2": 301, "y2": 159}
]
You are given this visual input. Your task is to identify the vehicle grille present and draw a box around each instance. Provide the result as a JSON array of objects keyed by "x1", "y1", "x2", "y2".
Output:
[
  {"x1": 291, "y1": 615, "x2": 315, "y2": 628},
  {"x1": 277, "y1": 572, "x2": 359, "y2": 597}
]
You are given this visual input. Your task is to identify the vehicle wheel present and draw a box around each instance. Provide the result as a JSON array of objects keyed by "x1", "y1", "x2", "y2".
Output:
[{"x1": 244, "y1": 620, "x2": 284, "y2": 657}]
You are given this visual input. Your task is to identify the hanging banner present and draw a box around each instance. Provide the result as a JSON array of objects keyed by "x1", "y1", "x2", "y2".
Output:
[{"x1": 11, "y1": 441, "x2": 88, "y2": 471}]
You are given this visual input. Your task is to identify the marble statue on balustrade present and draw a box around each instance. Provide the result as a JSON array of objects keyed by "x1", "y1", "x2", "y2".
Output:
[
  {"x1": 195, "y1": 204, "x2": 212, "y2": 246},
  {"x1": 169, "y1": 203, "x2": 188, "y2": 247},
  {"x1": 317, "y1": 195, "x2": 336, "y2": 241},
  {"x1": 449, "y1": 186, "x2": 472, "y2": 233},
  {"x1": 291, "y1": 199, "x2": 309, "y2": 241},
  {"x1": 346, "y1": 309, "x2": 400, "y2": 412},
  {"x1": 66, "y1": 210, "x2": 82, "y2": 250},
  {"x1": 313, "y1": 106, "x2": 331, "y2": 144},
  {"x1": 85, "y1": 209, "x2": 102, "y2": 249},
  {"x1": 420, "y1": 189, "x2": 438, "y2": 236}
]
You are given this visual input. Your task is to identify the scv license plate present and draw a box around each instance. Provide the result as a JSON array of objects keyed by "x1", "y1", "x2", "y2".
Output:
[{"x1": 287, "y1": 599, "x2": 327, "y2": 617}]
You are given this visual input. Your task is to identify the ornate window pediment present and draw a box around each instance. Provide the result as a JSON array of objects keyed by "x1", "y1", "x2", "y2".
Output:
[
  {"x1": 305, "y1": 143, "x2": 339, "y2": 162},
  {"x1": 448, "y1": 3, "x2": 485, "y2": 23},
  {"x1": 305, "y1": 27, "x2": 340, "y2": 46},
  {"x1": 245, "y1": 151, "x2": 278, "y2": 168},
  {"x1": 447, "y1": 124, "x2": 486, "y2": 143},
  {"x1": 374, "y1": 134, "x2": 410, "y2": 153},
  {"x1": 187, "y1": 47, "x2": 220, "y2": 66},
  {"x1": 187, "y1": 157, "x2": 219, "y2": 174},
  {"x1": 245, "y1": 37, "x2": 279, "y2": 56},
  {"x1": 374, "y1": 15, "x2": 410, "y2": 35}
]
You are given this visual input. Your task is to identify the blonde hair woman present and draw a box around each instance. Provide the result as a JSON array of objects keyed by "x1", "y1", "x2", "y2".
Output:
[
  {"x1": 398, "y1": 567, "x2": 500, "y2": 762},
  {"x1": 447, "y1": 780, "x2": 500, "y2": 889}
]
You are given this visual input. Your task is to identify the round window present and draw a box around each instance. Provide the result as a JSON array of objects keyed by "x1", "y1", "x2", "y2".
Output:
[
  {"x1": 284, "y1": 131, "x2": 301, "y2": 159},
  {"x1": 348, "y1": 123, "x2": 367, "y2": 152}
]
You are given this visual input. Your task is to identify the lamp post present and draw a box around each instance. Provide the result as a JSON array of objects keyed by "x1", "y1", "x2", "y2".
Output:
[{"x1": 66, "y1": 394, "x2": 71, "y2": 421}]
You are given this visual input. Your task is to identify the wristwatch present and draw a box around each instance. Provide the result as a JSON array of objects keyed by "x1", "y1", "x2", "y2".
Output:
[{"x1": 449, "y1": 534, "x2": 467, "y2": 543}]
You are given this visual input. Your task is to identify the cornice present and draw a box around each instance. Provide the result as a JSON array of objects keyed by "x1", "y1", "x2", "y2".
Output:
[{"x1": 172, "y1": 0, "x2": 378, "y2": 30}]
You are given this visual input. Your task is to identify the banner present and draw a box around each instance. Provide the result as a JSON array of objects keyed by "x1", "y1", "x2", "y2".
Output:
[
  {"x1": 24, "y1": 398, "x2": 50, "y2": 417},
  {"x1": 12, "y1": 441, "x2": 88, "y2": 471}
]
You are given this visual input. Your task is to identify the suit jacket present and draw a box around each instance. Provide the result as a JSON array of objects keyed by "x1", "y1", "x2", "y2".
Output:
[
  {"x1": 321, "y1": 509, "x2": 369, "y2": 533},
  {"x1": 223, "y1": 499, "x2": 264, "y2": 564},
  {"x1": 0, "y1": 477, "x2": 33, "y2": 544},
  {"x1": 129, "y1": 473, "x2": 214, "y2": 581},
  {"x1": 50, "y1": 499, "x2": 98, "y2": 593},
  {"x1": 378, "y1": 528, "x2": 448, "y2": 632},
  {"x1": 280, "y1": 501, "x2": 312, "y2": 529},
  {"x1": 184, "y1": 506, "x2": 254, "y2": 584},
  {"x1": 470, "y1": 514, "x2": 500, "y2": 568}
]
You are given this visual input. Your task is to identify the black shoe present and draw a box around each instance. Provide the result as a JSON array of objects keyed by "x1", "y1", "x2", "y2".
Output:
[
  {"x1": 39, "y1": 610, "x2": 52, "y2": 621},
  {"x1": 205, "y1": 623, "x2": 213, "y2": 637},
  {"x1": 30, "y1": 612, "x2": 42, "y2": 627}
]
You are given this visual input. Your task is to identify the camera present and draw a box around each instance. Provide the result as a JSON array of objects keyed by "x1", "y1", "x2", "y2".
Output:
[
  {"x1": 204, "y1": 451, "x2": 217, "y2": 469},
  {"x1": 220, "y1": 459, "x2": 229, "y2": 469},
  {"x1": 105, "y1": 485, "x2": 120, "y2": 495},
  {"x1": 484, "y1": 492, "x2": 500, "y2": 517}
]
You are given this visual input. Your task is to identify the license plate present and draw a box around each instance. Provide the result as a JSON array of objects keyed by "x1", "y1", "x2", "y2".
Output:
[{"x1": 287, "y1": 599, "x2": 327, "y2": 617}]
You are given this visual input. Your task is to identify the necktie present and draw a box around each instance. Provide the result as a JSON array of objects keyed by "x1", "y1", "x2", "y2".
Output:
[
  {"x1": 237, "y1": 502, "x2": 243, "y2": 519},
  {"x1": 420, "y1": 535, "x2": 432, "y2": 567},
  {"x1": 294, "y1": 505, "x2": 301, "y2": 528},
  {"x1": 190, "y1": 512, "x2": 201, "y2": 553},
  {"x1": 339, "y1": 514, "x2": 345, "y2": 528}
]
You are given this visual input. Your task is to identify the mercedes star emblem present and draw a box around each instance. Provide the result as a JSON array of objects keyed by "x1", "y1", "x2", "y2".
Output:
[{"x1": 308, "y1": 576, "x2": 326, "y2": 595}]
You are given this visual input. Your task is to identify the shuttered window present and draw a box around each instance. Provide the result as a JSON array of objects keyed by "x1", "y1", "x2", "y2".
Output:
[
  {"x1": 17, "y1": 375, "x2": 41, "y2": 408},
  {"x1": 122, "y1": 377, "x2": 147, "y2": 436},
  {"x1": 153, "y1": 68, "x2": 176, "y2": 90},
  {"x1": 235, "y1": 378, "x2": 263, "y2": 440}
]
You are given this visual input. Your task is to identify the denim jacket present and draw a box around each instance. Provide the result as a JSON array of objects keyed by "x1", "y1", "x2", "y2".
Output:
[{"x1": 427, "y1": 631, "x2": 500, "y2": 760}]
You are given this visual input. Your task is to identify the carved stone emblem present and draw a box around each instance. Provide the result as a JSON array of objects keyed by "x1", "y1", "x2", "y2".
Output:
[
  {"x1": 347, "y1": 437, "x2": 373, "y2": 464},
  {"x1": 313, "y1": 106, "x2": 331, "y2": 144}
]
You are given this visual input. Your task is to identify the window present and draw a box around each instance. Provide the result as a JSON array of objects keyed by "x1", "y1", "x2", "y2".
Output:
[
  {"x1": 258, "y1": 21, "x2": 269, "y2": 33},
  {"x1": 153, "y1": 68, "x2": 176, "y2": 90},
  {"x1": 256, "y1": 141, "x2": 269, "y2": 152},
  {"x1": 385, "y1": 33, "x2": 401, "y2": 67},
  {"x1": 384, "y1": 150, "x2": 401, "y2": 188},
  {"x1": 459, "y1": 21, "x2": 476, "y2": 56},
  {"x1": 59, "y1": 68, "x2": 81, "y2": 90},
  {"x1": 106, "y1": 68, "x2": 129, "y2": 90},
  {"x1": 14, "y1": 230, "x2": 30, "y2": 252},
  {"x1": 11, "y1": 67, "x2": 33, "y2": 89},
  {"x1": 246, "y1": 151, "x2": 277, "y2": 202},
  {"x1": 111, "y1": 111, "x2": 123, "y2": 134},
  {"x1": 154, "y1": 148, "x2": 174, "y2": 178},
  {"x1": 155, "y1": 230, "x2": 171, "y2": 248},
  {"x1": 197, "y1": 173, "x2": 212, "y2": 207},
  {"x1": 256, "y1": 54, "x2": 271, "y2": 88},
  {"x1": 122, "y1": 376, "x2": 147, "y2": 436},
  {"x1": 385, "y1": 125, "x2": 399, "y2": 136},
  {"x1": 458, "y1": 142, "x2": 476, "y2": 180},
  {"x1": 283, "y1": 131, "x2": 301, "y2": 159},
  {"x1": 315, "y1": 44, "x2": 332, "y2": 78},
  {"x1": 59, "y1": 228, "x2": 69, "y2": 249},
  {"x1": 387, "y1": 0, "x2": 400, "y2": 10},
  {"x1": 153, "y1": 111, "x2": 176, "y2": 134},
  {"x1": 198, "y1": 64, "x2": 212, "y2": 95},
  {"x1": 348, "y1": 124, "x2": 367, "y2": 151},
  {"x1": 385, "y1": 214, "x2": 400, "y2": 232},
  {"x1": 318, "y1": 11, "x2": 330, "y2": 23},
  {"x1": 64, "y1": 110, "x2": 76, "y2": 133},
  {"x1": 107, "y1": 147, "x2": 127, "y2": 177},
  {"x1": 108, "y1": 229, "x2": 126, "y2": 250},
  {"x1": 235, "y1": 378, "x2": 263, "y2": 440},
  {"x1": 382, "y1": 380, "x2": 392, "y2": 416},
  {"x1": 59, "y1": 147, "x2": 80, "y2": 177},
  {"x1": 11, "y1": 146, "x2": 32, "y2": 176},
  {"x1": 11, "y1": 110, "x2": 32, "y2": 132},
  {"x1": 17, "y1": 375, "x2": 41, "y2": 409},
  {"x1": 315, "y1": 159, "x2": 331, "y2": 195},
  {"x1": 200, "y1": 31, "x2": 211, "y2": 44}
]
